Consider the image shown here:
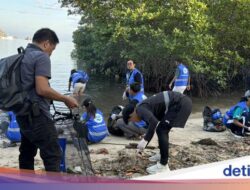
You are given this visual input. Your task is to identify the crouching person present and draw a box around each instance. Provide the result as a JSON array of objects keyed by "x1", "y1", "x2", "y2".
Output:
[
  {"x1": 122, "y1": 91, "x2": 192, "y2": 174},
  {"x1": 77, "y1": 98, "x2": 108, "y2": 143},
  {"x1": 115, "y1": 117, "x2": 147, "y2": 140},
  {"x1": 0, "y1": 110, "x2": 10, "y2": 135},
  {"x1": 116, "y1": 82, "x2": 147, "y2": 139},
  {"x1": 223, "y1": 90, "x2": 250, "y2": 138}
]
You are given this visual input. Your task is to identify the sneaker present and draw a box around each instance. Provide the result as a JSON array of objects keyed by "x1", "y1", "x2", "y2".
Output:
[
  {"x1": 126, "y1": 135, "x2": 142, "y2": 141},
  {"x1": 146, "y1": 162, "x2": 170, "y2": 174},
  {"x1": 245, "y1": 132, "x2": 250, "y2": 136},
  {"x1": 148, "y1": 153, "x2": 161, "y2": 162},
  {"x1": 233, "y1": 134, "x2": 244, "y2": 139},
  {"x1": 74, "y1": 166, "x2": 82, "y2": 174}
]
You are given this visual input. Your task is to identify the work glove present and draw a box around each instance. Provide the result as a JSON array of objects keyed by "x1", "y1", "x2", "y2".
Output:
[
  {"x1": 122, "y1": 91, "x2": 127, "y2": 100},
  {"x1": 111, "y1": 114, "x2": 117, "y2": 120},
  {"x1": 137, "y1": 138, "x2": 148, "y2": 154}
]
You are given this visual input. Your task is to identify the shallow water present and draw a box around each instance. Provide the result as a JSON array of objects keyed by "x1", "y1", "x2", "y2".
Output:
[{"x1": 0, "y1": 39, "x2": 244, "y2": 118}]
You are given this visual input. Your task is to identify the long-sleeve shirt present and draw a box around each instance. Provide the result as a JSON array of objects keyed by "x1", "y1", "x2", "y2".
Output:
[{"x1": 136, "y1": 91, "x2": 185, "y2": 142}]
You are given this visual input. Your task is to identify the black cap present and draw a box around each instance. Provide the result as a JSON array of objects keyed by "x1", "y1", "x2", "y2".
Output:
[
  {"x1": 83, "y1": 98, "x2": 92, "y2": 107},
  {"x1": 122, "y1": 103, "x2": 136, "y2": 124}
]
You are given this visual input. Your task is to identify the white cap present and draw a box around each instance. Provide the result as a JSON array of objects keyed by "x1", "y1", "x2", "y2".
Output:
[
  {"x1": 111, "y1": 114, "x2": 117, "y2": 120},
  {"x1": 245, "y1": 90, "x2": 250, "y2": 98}
]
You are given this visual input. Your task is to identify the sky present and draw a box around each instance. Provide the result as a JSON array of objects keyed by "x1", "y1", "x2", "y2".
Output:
[{"x1": 0, "y1": 0, "x2": 81, "y2": 42}]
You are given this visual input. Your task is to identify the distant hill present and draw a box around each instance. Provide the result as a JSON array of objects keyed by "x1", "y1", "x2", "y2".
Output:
[{"x1": 0, "y1": 29, "x2": 7, "y2": 38}]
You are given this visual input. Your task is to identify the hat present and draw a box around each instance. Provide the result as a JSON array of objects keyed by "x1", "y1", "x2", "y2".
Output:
[
  {"x1": 122, "y1": 103, "x2": 136, "y2": 124},
  {"x1": 83, "y1": 98, "x2": 92, "y2": 107},
  {"x1": 245, "y1": 90, "x2": 250, "y2": 98}
]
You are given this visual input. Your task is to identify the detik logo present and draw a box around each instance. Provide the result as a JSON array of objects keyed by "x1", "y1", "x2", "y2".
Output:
[{"x1": 223, "y1": 165, "x2": 250, "y2": 177}]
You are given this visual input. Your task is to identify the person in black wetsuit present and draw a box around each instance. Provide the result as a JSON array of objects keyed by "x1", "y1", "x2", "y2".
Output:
[{"x1": 122, "y1": 91, "x2": 192, "y2": 174}]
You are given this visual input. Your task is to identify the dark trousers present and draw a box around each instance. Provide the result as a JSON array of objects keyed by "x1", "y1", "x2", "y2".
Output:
[
  {"x1": 226, "y1": 116, "x2": 248, "y2": 136},
  {"x1": 156, "y1": 96, "x2": 192, "y2": 165},
  {"x1": 227, "y1": 123, "x2": 244, "y2": 136},
  {"x1": 16, "y1": 112, "x2": 61, "y2": 172},
  {"x1": 156, "y1": 123, "x2": 172, "y2": 165},
  {"x1": 116, "y1": 118, "x2": 147, "y2": 138}
]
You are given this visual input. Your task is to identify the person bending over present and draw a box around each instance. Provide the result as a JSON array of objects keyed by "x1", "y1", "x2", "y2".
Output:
[
  {"x1": 122, "y1": 91, "x2": 192, "y2": 174},
  {"x1": 68, "y1": 69, "x2": 89, "y2": 96}
]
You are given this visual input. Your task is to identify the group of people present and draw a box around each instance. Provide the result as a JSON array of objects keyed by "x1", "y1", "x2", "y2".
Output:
[
  {"x1": 114, "y1": 59, "x2": 192, "y2": 174},
  {"x1": 65, "y1": 57, "x2": 193, "y2": 174},
  {"x1": 0, "y1": 27, "x2": 193, "y2": 175},
  {"x1": 1, "y1": 27, "x2": 248, "y2": 176}
]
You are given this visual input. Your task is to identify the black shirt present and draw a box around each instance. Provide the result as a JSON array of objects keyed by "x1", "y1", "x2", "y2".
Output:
[{"x1": 136, "y1": 91, "x2": 185, "y2": 142}]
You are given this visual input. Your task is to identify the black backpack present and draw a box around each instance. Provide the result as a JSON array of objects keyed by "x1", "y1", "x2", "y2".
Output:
[
  {"x1": 107, "y1": 105, "x2": 124, "y2": 136},
  {"x1": 202, "y1": 106, "x2": 225, "y2": 132},
  {"x1": 0, "y1": 47, "x2": 28, "y2": 114}
]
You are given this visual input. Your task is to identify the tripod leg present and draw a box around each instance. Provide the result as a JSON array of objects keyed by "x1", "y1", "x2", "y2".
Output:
[{"x1": 78, "y1": 137, "x2": 94, "y2": 175}]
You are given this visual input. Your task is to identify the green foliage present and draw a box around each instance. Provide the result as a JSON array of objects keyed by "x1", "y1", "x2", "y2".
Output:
[{"x1": 60, "y1": 0, "x2": 250, "y2": 96}]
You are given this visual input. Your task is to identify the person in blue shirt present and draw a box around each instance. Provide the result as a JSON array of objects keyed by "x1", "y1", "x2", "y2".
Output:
[
  {"x1": 169, "y1": 59, "x2": 191, "y2": 94},
  {"x1": 122, "y1": 60, "x2": 144, "y2": 100},
  {"x1": 68, "y1": 69, "x2": 89, "y2": 96},
  {"x1": 116, "y1": 83, "x2": 148, "y2": 139},
  {"x1": 0, "y1": 111, "x2": 20, "y2": 147},
  {"x1": 223, "y1": 90, "x2": 250, "y2": 137},
  {"x1": 0, "y1": 110, "x2": 9, "y2": 135},
  {"x1": 80, "y1": 98, "x2": 108, "y2": 143}
]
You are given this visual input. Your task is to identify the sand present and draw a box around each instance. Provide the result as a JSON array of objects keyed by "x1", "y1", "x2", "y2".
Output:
[{"x1": 0, "y1": 112, "x2": 249, "y2": 178}]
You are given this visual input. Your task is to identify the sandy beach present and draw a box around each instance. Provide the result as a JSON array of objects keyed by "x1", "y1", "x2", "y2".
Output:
[{"x1": 1, "y1": 112, "x2": 249, "y2": 178}]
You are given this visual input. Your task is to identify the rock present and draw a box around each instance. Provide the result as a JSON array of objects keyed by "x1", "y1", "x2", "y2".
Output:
[
  {"x1": 95, "y1": 148, "x2": 109, "y2": 155},
  {"x1": 131, "y1": 173, "x2": 143, "y2": 178},
  {"x1": 191, "y1": 138, "x2": 218, "y2": 146},
  {"x1": 74, "y1": 166, "x2": 82, "y2": 173},
  {"x1": 0, "y1": 141, "x2": 17, "y2": 148}
]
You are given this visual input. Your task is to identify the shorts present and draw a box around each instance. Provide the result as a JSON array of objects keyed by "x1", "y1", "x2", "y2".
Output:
[
  {"x1": 73, "y1": 82, "x2": 86, "y2": 95},
  {"x1": 173, "y1": 86, "x2": 187, "y2": 94}
]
